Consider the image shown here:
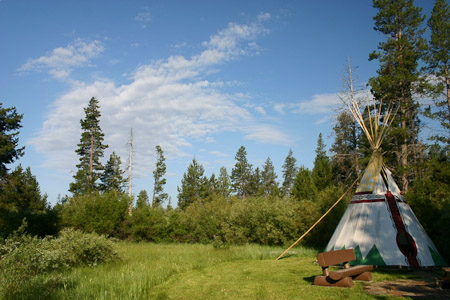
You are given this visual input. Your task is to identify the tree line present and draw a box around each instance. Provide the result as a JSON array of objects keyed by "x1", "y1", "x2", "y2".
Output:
[{"x1": 1, "y1": 0, "x2": 449, "y2": 261}]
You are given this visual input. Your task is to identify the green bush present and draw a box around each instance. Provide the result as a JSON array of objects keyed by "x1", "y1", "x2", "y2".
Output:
[
  {"x1": 126, "y1": 206, "x2": 168, "y2": 242},
  {"x1": 0, "y1": 227, "x2": 119, "y2": 299},
  {"x1": 57, "y1": 191, "x2": 128, "y2": 237}
]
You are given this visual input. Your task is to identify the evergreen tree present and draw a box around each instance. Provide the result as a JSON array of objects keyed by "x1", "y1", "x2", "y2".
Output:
[
  {"x1": 216, "y1": 166, "x2": 231, "y2": 198},
  {"x1": 70, "y1": 97, "x2": 108, "y2": 195},
  {"x1": 281, "y1": 149, "x2": 297, "y2": 197},
  {"x1": 0, "y1": 165, "x2": 56, "y2": 238},
  {"x1": 0, "y1": 103, "x2": 24, "y2": 178},
  {"x1": 249, "y1": 166, "x2": 263, "y2": 196},
  {"x1": 177, "y1": 158, "x2": 207, "y2": 210},
  {"x1": 100, "y1": 152, "x2": 126, "y2": 193},
  {"x1": 231, "y1": 146, "x2": 253, "y2": 199},
  {"x1": 136, "y1": 189, "x2": 150, "y2": 208},
  {"x1": 312, "y1": 133, "x2": 332, "y2": 190},
  {"x1": 208, "y1": 173, "x2": 218, "y2": 195},
  {"x1": 291, "y1": 166, "x2": 315, "y2": 201},
  {"x1": 152, "y1": 145, "x2": 168, "y2": 207},
  {"x1": 369, "y1": 0, "x2": 427, "y2": 191},
  {"x1": 261, "y1": 157, "x2": 278, "y2": 197},
  {"x1": 425, "y1": 0, "x2": 450, "y2": 144},
  {"x1": 330, "y1": 111, "x2": 361, "y2": 185}
]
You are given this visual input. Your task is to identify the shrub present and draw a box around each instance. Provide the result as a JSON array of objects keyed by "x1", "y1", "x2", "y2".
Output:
[
  {"x1": 127, "y1": 206, "x2": 168, "y2": 242},
  {"x1": 52, "y1": 228, "x2": 119, "y2": 267},
  {"x1": 0, "y1": 227, "x2": 119, "y2": 299},
  {"x1": 58, "y1": 191, "x2": 128, "y2": 237}
]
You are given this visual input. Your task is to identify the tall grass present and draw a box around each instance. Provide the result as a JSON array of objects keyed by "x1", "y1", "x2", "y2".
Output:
[
  {"x1": 49, "y1": 243, "x2": 315, "y2": 300},
  {"x1": 18, "y1": 243, "x2": 413, "y2": 300}
]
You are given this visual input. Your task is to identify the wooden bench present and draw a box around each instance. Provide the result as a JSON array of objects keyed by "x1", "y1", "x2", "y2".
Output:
[{"x1": 313, "y1": 249, "x2": 373, "y2": 287}]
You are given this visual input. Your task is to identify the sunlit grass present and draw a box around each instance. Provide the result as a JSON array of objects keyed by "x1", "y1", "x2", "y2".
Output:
[{"x1": 37, "y1": 243, "x2": 412, "y2": 300}]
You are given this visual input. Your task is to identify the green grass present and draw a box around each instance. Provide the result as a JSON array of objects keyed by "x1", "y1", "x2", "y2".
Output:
[{"x1": 30, "y1": 243, "x2": 416, "y2": 300}]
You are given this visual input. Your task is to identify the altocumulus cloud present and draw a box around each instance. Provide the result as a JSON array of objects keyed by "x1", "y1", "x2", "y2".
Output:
[
  {"x1": 28, "y1": 13, "x2": 291, "y2": 177},
  {"x1": 18, "y1": 38, "x2": 104, "y2": 80}
]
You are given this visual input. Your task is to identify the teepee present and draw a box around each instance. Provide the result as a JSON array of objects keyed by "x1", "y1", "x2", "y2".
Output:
[{"x1": 324, "y1": 100, "x2": 445, "y2": 267}]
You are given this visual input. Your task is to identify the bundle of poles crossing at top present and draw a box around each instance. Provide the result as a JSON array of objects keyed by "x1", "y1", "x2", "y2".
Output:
[{"x1": 276, "y1": 98, "x2": 396, "y2": 261}]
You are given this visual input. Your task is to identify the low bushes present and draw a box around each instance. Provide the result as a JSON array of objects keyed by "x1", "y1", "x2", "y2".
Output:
[{"x1": 0, "y1": 226, "x2": 119, "y2": 299}]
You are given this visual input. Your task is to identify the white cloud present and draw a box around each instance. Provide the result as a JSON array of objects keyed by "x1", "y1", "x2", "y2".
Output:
[
  {"x1": 295, "y1": 93, "x2": 341, "y2": 114},
  {"x1": 18, "y1": 38, "x2": 104, "y2": 80},
  {"x1": 254, "y1": 106, "x2": 266, "y2": 115},
  {"x1": 243, "y1": 124, "x2": 291, "y2": 145},
  {"x1": 273, "y1": 103, "x2": 286, "y2": 114},
  {"x1": 135, "y1": 7, "x2": 151, "y2": 28},
  {"x1": 29, "y1": 14, "x2": 288, "y2": 177}
]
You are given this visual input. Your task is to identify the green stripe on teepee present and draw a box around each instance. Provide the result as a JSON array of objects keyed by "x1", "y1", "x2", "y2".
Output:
[
  {"x1": 351, "y1": 245, "x2": 386, "y2": 266},
  {"x1": 429, "y1": 246, "x2": 446, "y2": 266}
]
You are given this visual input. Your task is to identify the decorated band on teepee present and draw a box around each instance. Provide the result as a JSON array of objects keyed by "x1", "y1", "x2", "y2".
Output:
[{"x1": 324, "y1": 98, "x2": 445, "y2": 267}]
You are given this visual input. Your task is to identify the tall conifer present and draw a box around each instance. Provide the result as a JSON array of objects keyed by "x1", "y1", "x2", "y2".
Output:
[
  {"x1": 231, "y1": 146, "x2": 253, "y2": 199},
  {"x1": 281, "y1": 149, "x2": 297, "y2": 197},
  {"x1": 312, "y1": 133, "x2": 332, "y2": 190},
  {"x1": 369, "y1": 0, "x2": 427, "y2": 191},
  {"x1": 261, "y1": 157, "x2": 278, "y2": 197},
  {"x1": 100, "y1": 152, "x2": 125, "y2": 192},
  {"x1": 152, "y1": 145, "x2": 168, "y2": 207},
  {"x1": 425, "y1": 0, "x2": 450, "y2": 143},
  {"x1": 177, "y1": 158, "x2": 207, "y2": 209},
  {"x1": 0, "y1": 103, "x2": 24, "y2": 178},
  {"x1": 70, "y1": 97, "x2": 108, "y2": 195}
]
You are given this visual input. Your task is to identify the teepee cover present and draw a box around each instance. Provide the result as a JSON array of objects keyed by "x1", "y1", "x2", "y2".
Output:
[{"x1": 325, "y1": 101, "x2": 445, "y2": 267}]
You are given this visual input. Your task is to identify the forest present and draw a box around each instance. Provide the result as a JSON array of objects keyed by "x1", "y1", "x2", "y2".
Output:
[{"x1": 1, "y1": 1, "x2": 450, "y2": 297}]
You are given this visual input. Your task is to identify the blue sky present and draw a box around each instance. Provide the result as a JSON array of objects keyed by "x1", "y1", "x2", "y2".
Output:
[{"x1": 0, "y1": 0, "x2": 435, "y2": 206}]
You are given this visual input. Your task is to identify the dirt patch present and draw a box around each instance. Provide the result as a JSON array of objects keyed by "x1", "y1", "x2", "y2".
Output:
[{"x1": 363, "y1": 271, "x2": 450, "y2": 299}]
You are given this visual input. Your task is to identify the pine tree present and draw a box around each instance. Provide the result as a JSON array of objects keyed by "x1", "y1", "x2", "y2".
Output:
[
  {"x1": 291, "y1": 165, "x2": 315, "y2": 201},
  {"x1": 152, "y1": 145, "x2": 168, "y2": 207},
  {"x1": 100, "y1": 152, "x2": 126, "y2": 193},
  {"x1": 312, "y1": 133, "x2": 332, "y2": 190},
  {"x1": 330, "y1": 111, "x2": 360, "y2": 185},
  {"x1": 281, "y1": 149, "x2": 297, "y2": 197},
  {"x1": 136, "y1": 190, "x2": 150, "y2": 208},
  {"x1": 425, "y1": 0, "x2": 450, "y2": 144},
  {"x1": 217, "y1": 167, "x2": 231, "y2": 198},
  {"x1": 177, "y1": 158, "x2": 207, "y2": 210},
  {"x1": 369, "y1": 0, "x2": 427, "y2": 191},
  {"x1": 261, "y1": 157, "x2": 278, "y2": 197},
  {"x1": 70, "y1": 97, "x2": 108, "y2": 195},
  {"x1": 231, "y1": 146, "x2": 253, "y2": 199},
  {"x1": 249, "y1": 166, "x2": 262, "y2": 196},
  {"x1": 0, "y1": 103, "x2": 24, "y2": 178},
  {"x1": 0, "y1": 165, "x2": 55, "y2": 238}
]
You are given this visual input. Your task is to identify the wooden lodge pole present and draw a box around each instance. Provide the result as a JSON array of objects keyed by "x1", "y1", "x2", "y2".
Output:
[{"x1": 276, "y1": 173, "x2": 362, "y2": 261}]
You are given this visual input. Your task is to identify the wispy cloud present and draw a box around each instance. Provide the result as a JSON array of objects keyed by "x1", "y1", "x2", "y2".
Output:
[
  {"x1": 243, "y1": 124, "x2": 291, "y2": 145},
  {"x1": 273, "y1": 103, "x2": 286, "y2": 114},
  {"x1": 295, "y1": 93, "x2": 341, "y2": 114},
  {"x1": 135, "y1": 7, "x2": 151, "y2": 28},
  {"x1": 28, "y1": 13, "x2": 289, "y2": 177},
  {"x1": 18, "y1": 38, "x2": 104, "y2": 80}
]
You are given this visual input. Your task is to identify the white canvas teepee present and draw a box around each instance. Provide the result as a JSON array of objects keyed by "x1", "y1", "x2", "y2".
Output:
[{"x1": 325, "y1": 100, "x2": 445, "y2": 267}]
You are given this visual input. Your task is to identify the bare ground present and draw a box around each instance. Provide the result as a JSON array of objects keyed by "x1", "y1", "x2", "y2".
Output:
[{"x1": 363, "y1": 270, "x2": 450, "y2": 299}]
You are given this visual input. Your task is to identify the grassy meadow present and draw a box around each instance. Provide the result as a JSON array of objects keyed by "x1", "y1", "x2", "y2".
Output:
[{"x1": 16, "y1": 242, "x2": 419, "y2": 300}]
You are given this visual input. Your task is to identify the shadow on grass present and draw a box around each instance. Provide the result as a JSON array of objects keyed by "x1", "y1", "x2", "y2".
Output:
[
  {"x1": 4, "y1": 275, "x2": 77, "y2": 300},
  {"x1": 277, "y1": 253, "x2": 297, "y2": 260},
  {"x1": 302, "y1": 275, "x2": 316, "y2": 284}
]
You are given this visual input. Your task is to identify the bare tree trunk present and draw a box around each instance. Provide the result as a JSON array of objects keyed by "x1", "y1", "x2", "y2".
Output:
[
  {"x1": 446, "y1": 71, "x2": 450, "y2": 129},
  {"x1": 89, "y1": 130, "x2": 94, "y2": 184},
  {"x1": 401, "y1": 107, "x2": 409, "y2": 192},
  {"x1": 128, "y1": 128, "x2": 133, "y2": 216}
]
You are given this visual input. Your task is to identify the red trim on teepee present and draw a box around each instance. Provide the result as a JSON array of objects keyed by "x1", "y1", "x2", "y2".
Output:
[
  {"x1": 350, "y1": 199, "x2": 385, "y2": 204},
  {"x1": 385, "y1": 191, "x2": 419, "y2": 267}
]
